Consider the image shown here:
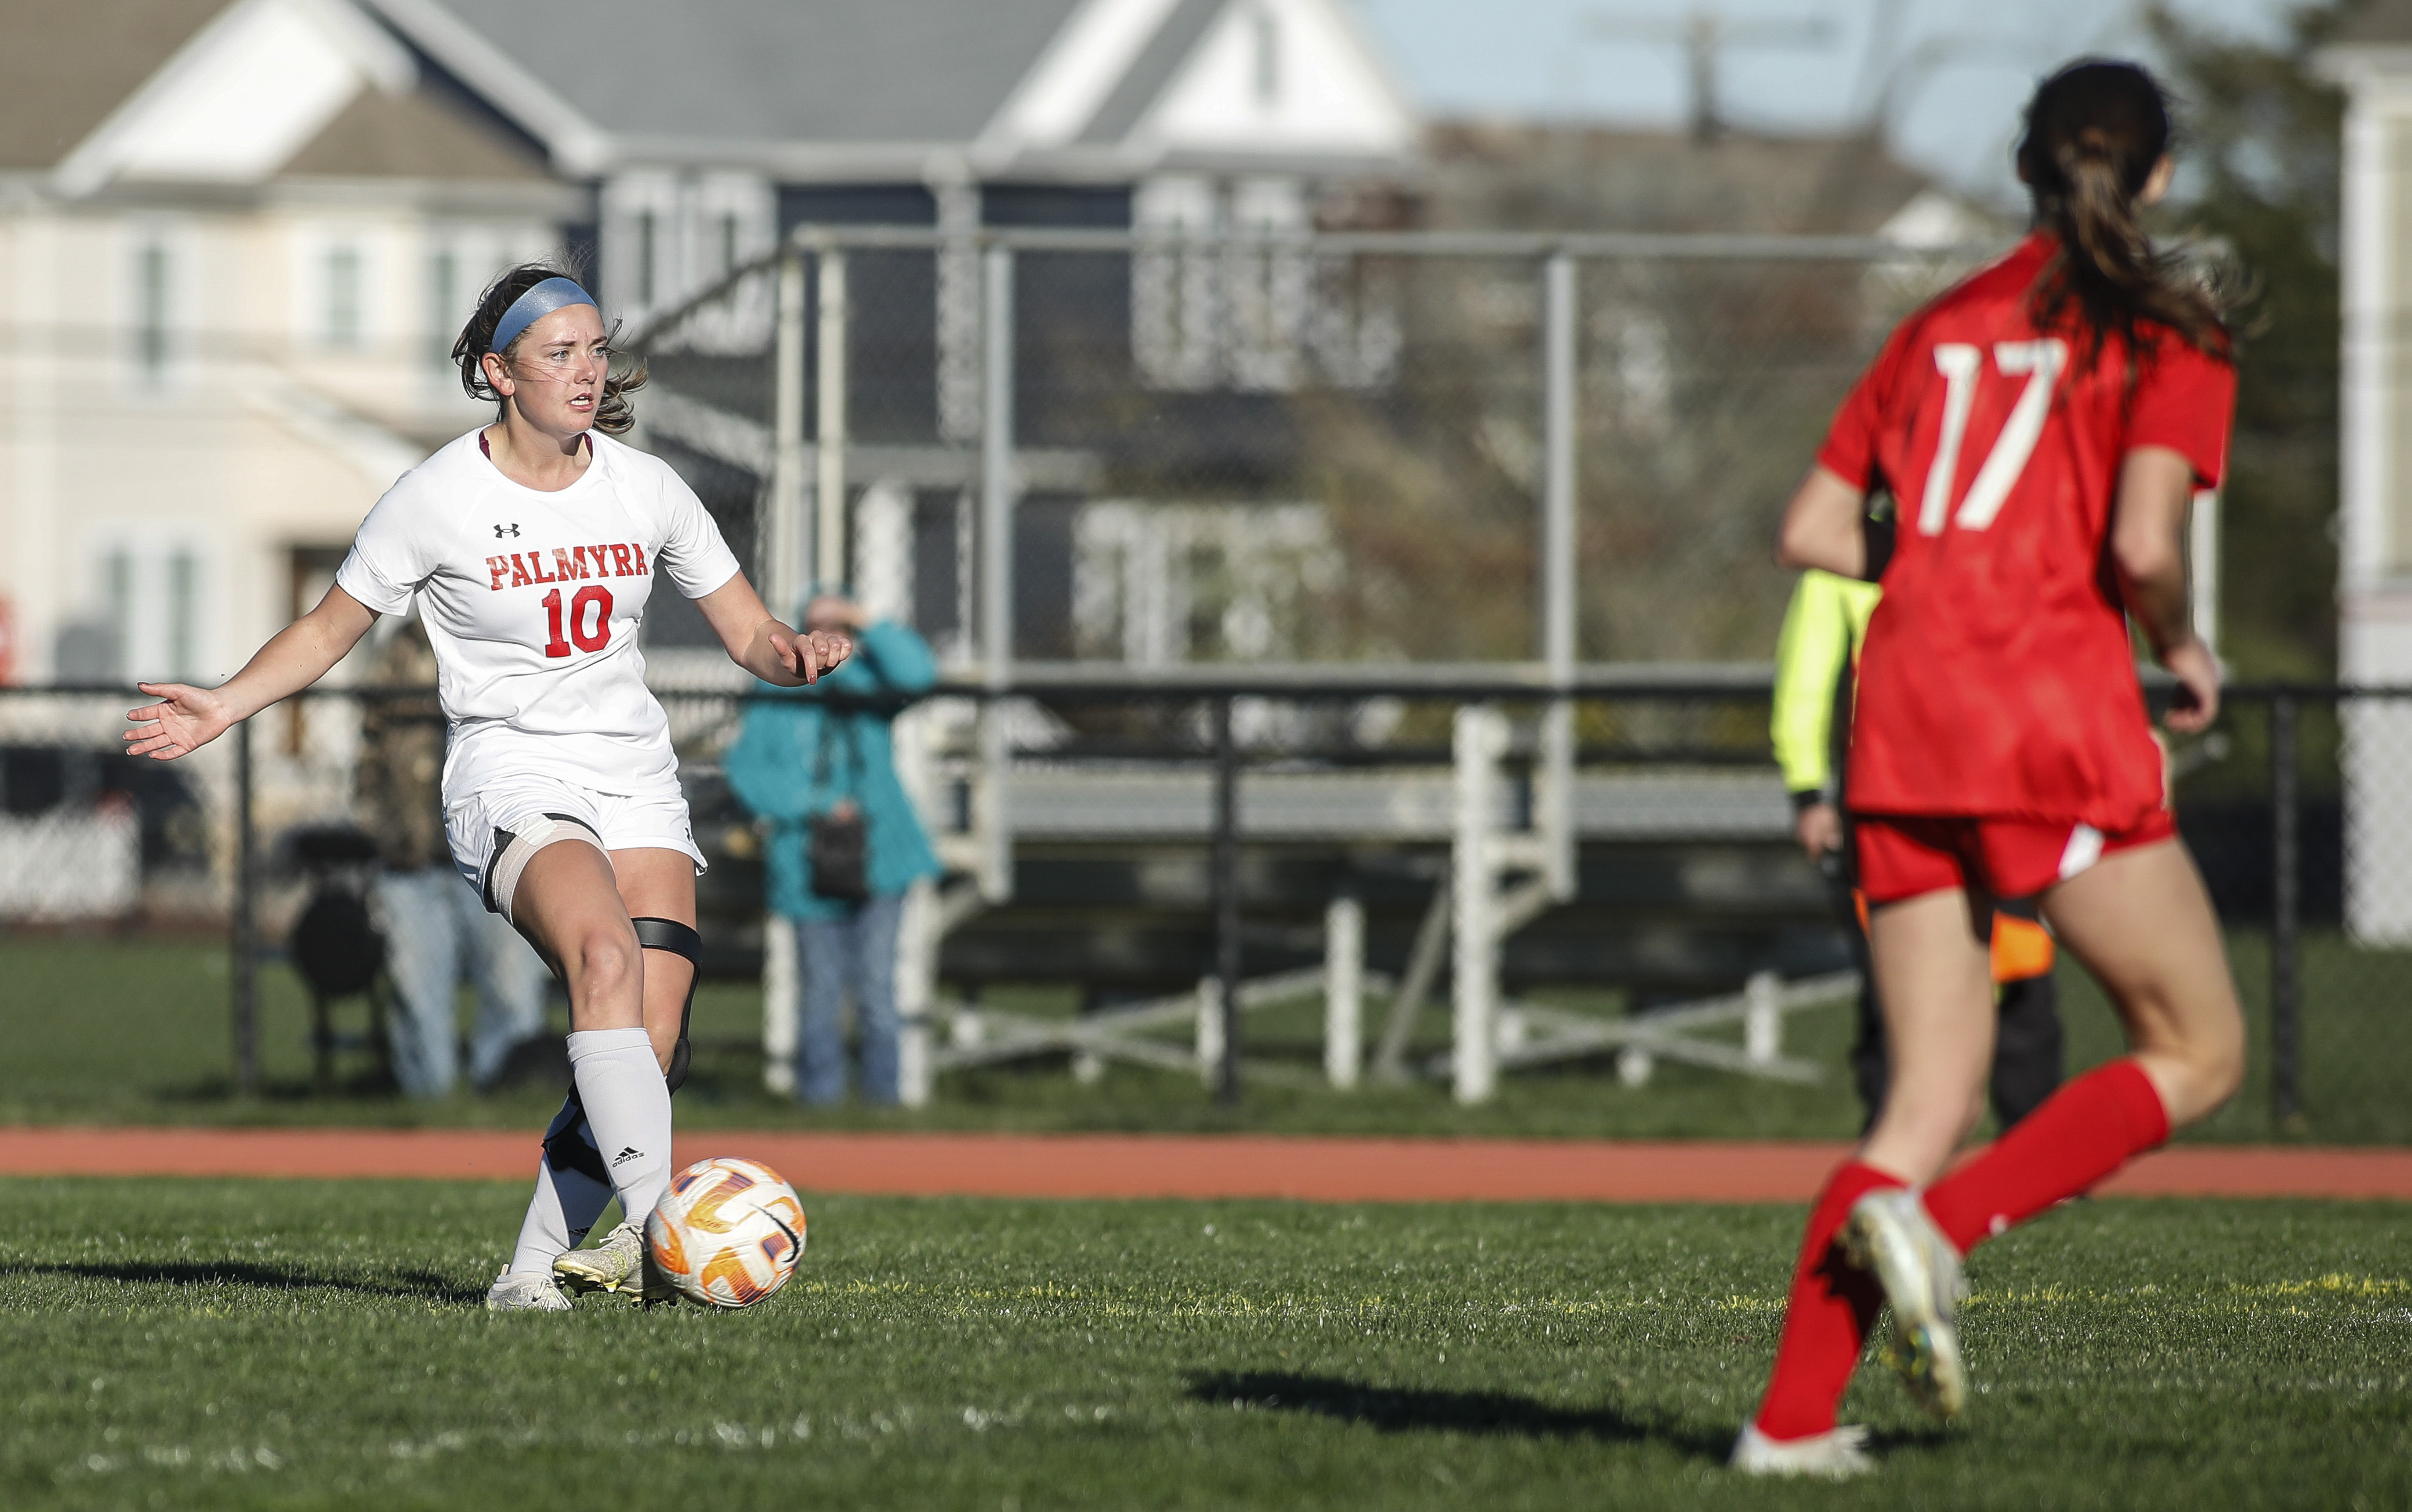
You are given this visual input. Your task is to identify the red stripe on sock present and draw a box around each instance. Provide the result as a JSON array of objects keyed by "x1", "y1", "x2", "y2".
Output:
[
  {"x1": 1922, "y1": 1058, "x2": 2171, "y2": 1254},
  {"x1": 1753, "y1": 1160, "x2": 1901, "y2": 1442}
]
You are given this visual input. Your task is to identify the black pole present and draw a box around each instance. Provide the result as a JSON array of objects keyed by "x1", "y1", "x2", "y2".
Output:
[
  {"x1": 2270, "y1": 694, "x2": 2300, "y2": 1129},
  {"x1": 1212, "y1": 695, "x2": 1242, "y2": 1107},
  {"x1": 233, "y1": 717, "x2": 259, "y2": 1098}
]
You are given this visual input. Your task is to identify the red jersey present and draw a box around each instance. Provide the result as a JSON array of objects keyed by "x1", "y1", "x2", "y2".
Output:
[{"x1": 1819, "y1": 233, "x2": 2236, "y2": 829}]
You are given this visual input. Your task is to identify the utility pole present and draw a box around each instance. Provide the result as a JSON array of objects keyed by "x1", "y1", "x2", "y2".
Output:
[{"x1": 1583, "y1": 9, "x2": 1833, "y2": 142}]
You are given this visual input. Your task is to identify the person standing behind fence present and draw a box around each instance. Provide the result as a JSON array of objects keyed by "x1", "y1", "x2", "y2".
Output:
[
  {"x1": 725, "y1": 594, "x2": 939, "y2": 1105},
  {"x1": 357, "y1": 617, "x2": 550, "y2": 1097},
  {"x1": 1772, "y1": 560, "x2": 2066, "y2": 1132}
]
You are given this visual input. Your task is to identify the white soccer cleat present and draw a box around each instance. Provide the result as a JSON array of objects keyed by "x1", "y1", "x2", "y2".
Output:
[
  {"x1": 485, "y1": 1268, "x2": 572, "y2": 1312},
  {"x1": 553, "y1": 1219, "x2": 645, "y2": 1297},
  {"x1": 1841, "y1": 1188, "x2": 1968, "y2": 1420},
  {"x1": 1729, "y1": 1422, "x2": 1874, "y2": 1478}
]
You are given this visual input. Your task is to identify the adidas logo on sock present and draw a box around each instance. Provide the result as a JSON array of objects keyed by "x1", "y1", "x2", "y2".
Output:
[{"x1": 611, "y1": 1146, "x2": 643, "y2": 1167}]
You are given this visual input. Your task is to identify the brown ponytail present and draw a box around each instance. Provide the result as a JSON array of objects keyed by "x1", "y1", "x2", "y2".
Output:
[
  {"x1": 2016, "y1": 60, "x2": 2232, "y2": 361},
  {"x1": 452, "y1": 262, "x2": 648, "y2": 436}
]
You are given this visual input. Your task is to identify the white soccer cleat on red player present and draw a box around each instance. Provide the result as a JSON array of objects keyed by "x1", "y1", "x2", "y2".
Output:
[
  {"x1": 485, "y1": 1268, "x2": 572, "y2": 1312},
  {"x1": 1842, "y1": 1188, "x2": 1968, "y2": 1420},
  {"x1": 1729, "y1": 1422, "x2": 1874, "y2": 1478},
  {"x1": 552, "y1": 1219, "x2": 645, "y2": 1297}
]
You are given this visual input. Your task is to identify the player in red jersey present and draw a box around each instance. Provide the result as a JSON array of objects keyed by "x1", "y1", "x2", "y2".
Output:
[{"x1": 1731, "y1": 60, "x2": 2247, "y2": 1477}]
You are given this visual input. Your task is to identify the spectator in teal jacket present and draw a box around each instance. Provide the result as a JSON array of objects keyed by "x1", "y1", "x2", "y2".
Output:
[{"x1": 723, "y1": 594, "x2": 940, "y2": 1104}]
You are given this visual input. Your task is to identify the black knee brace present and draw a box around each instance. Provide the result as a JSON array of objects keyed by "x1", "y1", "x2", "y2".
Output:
[{"x1": 632, "y1": 916, "x2": 703, "y2": 1094}]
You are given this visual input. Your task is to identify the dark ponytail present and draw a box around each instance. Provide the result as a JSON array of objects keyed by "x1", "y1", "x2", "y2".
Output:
[
  {"x1": 452, "y1": 262, "x2": 647, "y2": 436},
  {"x1": 2016, "y1": 60, "x2": 2232, "y2": 361}
]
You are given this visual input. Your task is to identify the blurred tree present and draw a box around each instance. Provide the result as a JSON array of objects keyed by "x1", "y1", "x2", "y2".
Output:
[{"x1": 2148, "y1": 1, "x2": 2353, "y2": 679}]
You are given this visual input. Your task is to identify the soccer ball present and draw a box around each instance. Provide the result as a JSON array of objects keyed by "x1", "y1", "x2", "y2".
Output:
[{"x1": 645, "y1": 1156, "x2": 808, "y2": 1308}]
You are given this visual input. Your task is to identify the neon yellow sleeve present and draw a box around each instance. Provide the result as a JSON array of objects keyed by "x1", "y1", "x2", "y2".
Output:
[{"x1": 1770, "y1": 571, "x2": 1880, "y2": 796}]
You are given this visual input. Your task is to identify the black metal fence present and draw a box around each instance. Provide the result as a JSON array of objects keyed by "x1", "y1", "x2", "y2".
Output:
[{"x1": 0, "y1": 677, "x2": 2399, "y2": 1137}]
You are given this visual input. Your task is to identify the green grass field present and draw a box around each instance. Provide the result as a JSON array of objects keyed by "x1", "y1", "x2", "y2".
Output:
[
  {"x1": 7, "y1": 929, "x2": 2412, "y2": 1141},
  {"x1": 0, "y1": 1180, "x2": 2403, "y2": 1510}
]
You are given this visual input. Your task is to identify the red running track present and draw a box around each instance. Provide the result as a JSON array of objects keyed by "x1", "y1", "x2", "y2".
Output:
[{"x1": 1, "y1": 1127, "x2": 2409, "y2": 1202}]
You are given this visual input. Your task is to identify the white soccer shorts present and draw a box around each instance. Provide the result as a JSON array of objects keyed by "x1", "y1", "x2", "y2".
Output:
[{"x1": 445, "y1": 773, "x2": 706, "y2": 921}]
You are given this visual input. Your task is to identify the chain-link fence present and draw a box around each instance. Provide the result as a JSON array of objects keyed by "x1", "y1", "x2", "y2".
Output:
[
  {"x1": 626, "y1": 225, "x2": 1983, "y2": 675},
  {"x1": 0, "y1": 228, "x2": 2377, "y2": 1134},
  {"x1": 3, "y1": 677, "x2": 2406, "y2": 1140}
]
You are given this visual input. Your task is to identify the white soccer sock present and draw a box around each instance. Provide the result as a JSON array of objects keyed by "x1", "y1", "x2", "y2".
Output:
[
  {"x1": 506, "y1": 1102, "x2": 617, "y2": 1276},
  {"x1": 564, "y1": 1027, "x2": 673, "y2": 1228}
]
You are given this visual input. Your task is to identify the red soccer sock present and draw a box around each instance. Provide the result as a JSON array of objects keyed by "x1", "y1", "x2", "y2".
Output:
[
  {"x1": 1922, "y1": 1057, "x2": 2171, "y2": 1254},
  {"x1": 1753, "y1": 1161, "x2": 1901, "y2": 1442}
]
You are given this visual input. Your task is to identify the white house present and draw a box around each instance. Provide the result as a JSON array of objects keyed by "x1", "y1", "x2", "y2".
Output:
[
  {"x1": 0, "y1": 0, "x2": 575, "y2": 692},
  {"x1": 357, "y1": 0, "x2": 1419, "y2": 327},
  {"x1": 354, "y1": 0, "x2": 1424, "y2": 662},
  {"x1": 1, "y1": 0, "x2": 1420, "y2": 691}
]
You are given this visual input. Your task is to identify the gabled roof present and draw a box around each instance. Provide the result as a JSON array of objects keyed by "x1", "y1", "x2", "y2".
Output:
[
  {"x1": 375, "y1": 0, "x2": 1081, "y2": 156},
  {"x1": 361, "y1": 0, "x2": 1418, "y2": 179},
  {"x1": 281, "y1": 84, "x2": 552, "y2": 182},
  {"x1": 0, "y1": 0, "x2": 230, "y2": 170},
  {"x1": 19, "y1": 0, "x2": 1416, "y2": 200},
  {"x1": 35, "y1": 0, "x2": 558, "y2": 198}
]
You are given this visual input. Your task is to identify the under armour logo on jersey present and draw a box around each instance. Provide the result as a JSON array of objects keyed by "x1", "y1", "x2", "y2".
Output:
[
  {"x1": 494, "y1": 523, "x2": 520, "y2": 538},
  {"x1": 611, "y1": 1145, "x2": 643, "y2": 1167}
]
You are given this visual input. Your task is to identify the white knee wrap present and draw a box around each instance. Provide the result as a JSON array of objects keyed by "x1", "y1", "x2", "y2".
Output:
[{"x1": 486, "y1": 813, "x2": 607, "y2": 924}]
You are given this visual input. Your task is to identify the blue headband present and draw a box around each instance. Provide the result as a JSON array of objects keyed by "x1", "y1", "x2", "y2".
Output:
[{"x1": 488, "y1": 277, "x2": 597, "y2": 356}]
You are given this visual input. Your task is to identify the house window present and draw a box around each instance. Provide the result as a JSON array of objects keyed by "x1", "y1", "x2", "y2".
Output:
[
  {"x1": 636, "y1": 210, "x2": 658, "y2": 306},
  {"x1": 167, "y1": 550, "x2": 200, "y2": 680},
  {"x1": 1133, "y1": 177, "x2": 1223, "y2": 390},
  {"x1": 1253, "y1": 6, "x2": 1281, "y2": 106},
  {"x1": 325, "y1": 245, "x2": 362, "y2": 348},
  {"x1": 720, "y1": 211, "x2": 740, "y2": 277},
  {"x1": 429, "y1": 247, "x2": 458, "y2": 364},
  {"x1": 135, "y1": 243, "x2": 171, "y2": 382},
  {"x1": 103, "y1": 549, "x2": 134, "y2": 679},
  {"x1": 1134, "y1": 177, "x2": 1397, "y2": 394}
]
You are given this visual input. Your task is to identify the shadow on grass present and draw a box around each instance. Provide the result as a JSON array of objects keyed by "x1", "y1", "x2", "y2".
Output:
[
  {"x1": 1185, "y1": 1371, "x2": 1732, "y2": 1461},
  {"x1": 2, "y1": 1259, "x2": 487, "y2": 1307}
]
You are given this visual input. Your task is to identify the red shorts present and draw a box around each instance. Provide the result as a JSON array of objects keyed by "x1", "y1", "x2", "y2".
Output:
[{"x1": 1854, "y1": 810, "x2": 2178, "y2": 907}]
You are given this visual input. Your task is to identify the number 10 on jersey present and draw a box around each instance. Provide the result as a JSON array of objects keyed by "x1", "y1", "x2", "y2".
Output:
[
  {"x1": 541, "y1": 586, "x2": 612, "y2": 657},
  {"x1": 1919, "y1": 338, "x2": 2069, "y2": 536}
]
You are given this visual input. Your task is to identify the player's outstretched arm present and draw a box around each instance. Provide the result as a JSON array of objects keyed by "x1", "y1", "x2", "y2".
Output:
[
  {"x1": 2112, "y1": 445, "x2": 2217, "y2": 735},
  {"x1": 695, "y1": 575, "x2": 851, "y2": 687},
  {"x1": 125, "y1": 585, "x2": 378, "y2": 760},
  {"x1": 1775, "y1": 466, "x2": 1868, "y2": 579}
]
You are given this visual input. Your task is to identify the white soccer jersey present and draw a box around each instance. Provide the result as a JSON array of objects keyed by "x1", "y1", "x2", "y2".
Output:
[{"x1": 336, "y1": 429, "x2": 741, "y2": 800}]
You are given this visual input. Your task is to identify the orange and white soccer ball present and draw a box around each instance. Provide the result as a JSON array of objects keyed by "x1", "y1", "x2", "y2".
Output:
[{"x1": 645, "y1": 1156, "x2": 807, "y2": 1308}]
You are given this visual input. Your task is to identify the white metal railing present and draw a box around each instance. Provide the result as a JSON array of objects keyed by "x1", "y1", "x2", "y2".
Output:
[{"x1": 772, "y1": 692, "x2": 1842, "y2": 1108}]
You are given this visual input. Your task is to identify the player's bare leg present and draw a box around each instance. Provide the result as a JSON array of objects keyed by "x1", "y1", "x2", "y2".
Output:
[
  {"x1": 1836, "y1": 887, "x2": 1992, "y2": 1418},
  {"x1": 611, "y1": 848, "x2": 699, "y2": 1072},
  {"x1": 552, "y1": 849, "x2": 698, "y2": 1298},
  {"x1": 1874, "y1": 841, "x2": 2243, "y2": 1410},
  {"x1": 489, "y1": 842, "x2": 674, "y2": 1304},
  {"x1": 2040, "y1": 840, "x2": 2244, "y2": 1126},
  {"x1": 1859, "y1": 888, "x2": 1997, "y2": 1183},
  {"x1": 513, "y1": 840, "x2": 649, "y2": 1034}
]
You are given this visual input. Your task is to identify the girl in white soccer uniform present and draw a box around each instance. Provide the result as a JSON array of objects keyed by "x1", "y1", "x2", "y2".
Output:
[{"x1": 127, "y1": 266, "x2": 848, "y2": 1311}]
